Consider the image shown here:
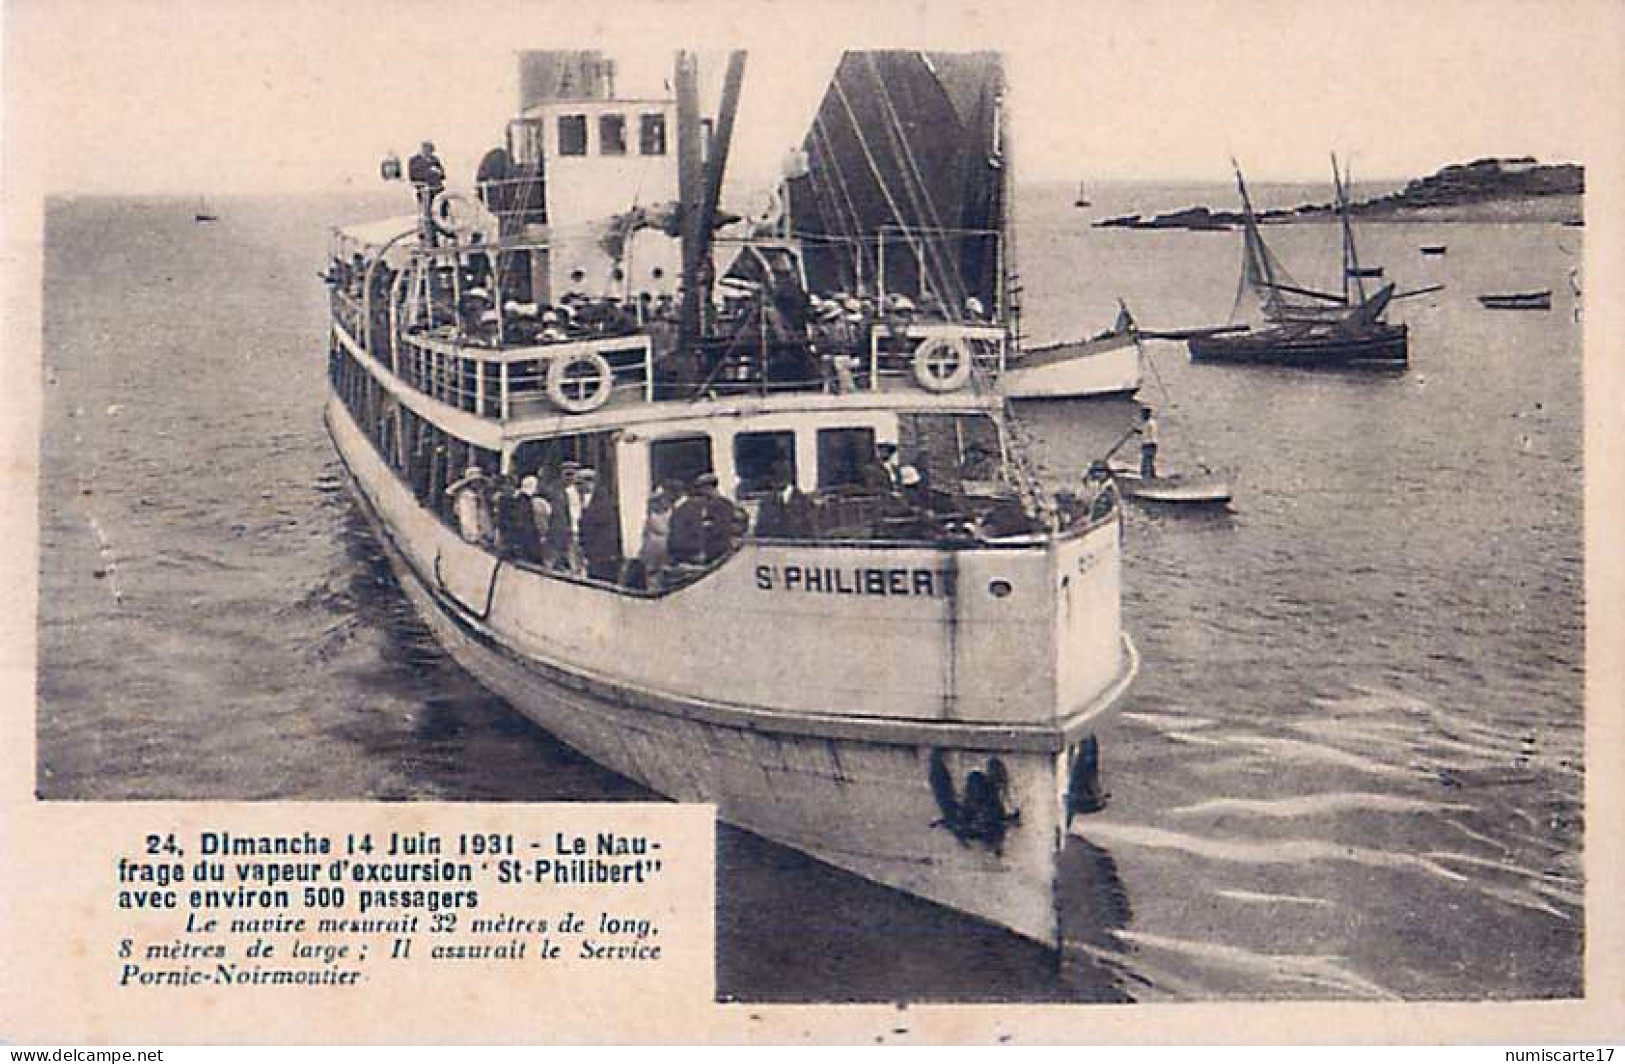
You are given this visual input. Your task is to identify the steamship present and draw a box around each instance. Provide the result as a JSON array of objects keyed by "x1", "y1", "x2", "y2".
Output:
[{"x1": 323, "y1": 50, "x2": 1138, "y2": 947}]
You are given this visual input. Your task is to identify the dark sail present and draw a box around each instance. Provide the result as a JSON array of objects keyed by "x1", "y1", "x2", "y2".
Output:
[{"x1": 786, "y1": 51, "x2": 1005, "y2": 318}]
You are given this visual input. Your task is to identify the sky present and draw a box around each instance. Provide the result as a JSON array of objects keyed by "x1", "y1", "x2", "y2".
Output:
[{"x1": 4, "y1": 0, "x2": 1620, "y2": 198}]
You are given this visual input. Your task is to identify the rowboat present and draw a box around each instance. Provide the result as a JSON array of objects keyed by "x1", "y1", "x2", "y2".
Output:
[{"x1": 1478, "y1": 290, "x2": 1552, "y2": 311}]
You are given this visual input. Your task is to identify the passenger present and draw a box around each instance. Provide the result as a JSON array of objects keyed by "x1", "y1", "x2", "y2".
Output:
[
  {"x1": 444, "y1": 466, "x2": 492, "y2": 545},
  {"x1": 1135, "y1": 406, "x2": 1159, "y2": 480},
  {"x1": 754, "y1": 461, "x2": 816, "y2": 539},
  {"x1": 964, "y1": 296, "x2": 988, "y2": 323},
  {"x1": 408, "y1": 140, "x2": 446, "y2": 244},
  {"x1": 669, "y1": 472, "x2": 748, "y2": 566},
  {"x1": 543, "y1": 461, "x2": 585, "y2": 574},
  {"x1": 859, "y1": 442, "x2": 902, "y2": 494},
  {"x1": 1081, "y1": 461, "x2": 1119, "y2": 521},
  {"x1": 576, "y1": 468, "x2": 622, "y2": 582},
  {"x1": 516, "y1": 475, "x2": 550, "y2": 564},
  {"x1": 898, "y1": 463, "x2": 931, "y2": 511},
  {"x1": 631, "y1": 482, "x2": 678, "y2": 587}
]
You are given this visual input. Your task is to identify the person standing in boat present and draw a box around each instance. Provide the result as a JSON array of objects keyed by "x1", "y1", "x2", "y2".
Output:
[
  {"x1": 408, "y1": 140, "x2": 446, "y2": 246},
  {"x1": 1081, "y1": 461, "x2": 1119, "y2": 521},
  {"x1": 1135, "y1": 406, "x2": 1160, "y2": 480},
  {"x1": 670, "y1": 472, "x2": 748, "y2": 565},
  {"x1": 543, "y1": 461, "x2": 584, "y2": 573},
  {"x1": 859, "y1": 442, "x2": 902, "y2": 494},
  {"x1": 627, "y1": 482, "x2": 678, "y2": 588},
  {"x1": 754, "y1": 461, "x2": 816, "y2": 539},
  {"x1": 577, "y1": 469, "x2": 622, "y2": 583},
  {"x1": 445, "y1": 466, "x2": 492, "y2": 545},
  {"x1": 516, "y1": 475, "x2": 550, "y2": 565}
]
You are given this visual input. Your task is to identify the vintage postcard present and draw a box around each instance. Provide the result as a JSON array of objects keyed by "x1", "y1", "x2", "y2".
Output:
[{"x1": 1, "y1": 0, "x2": 1621, "y2": 1045}]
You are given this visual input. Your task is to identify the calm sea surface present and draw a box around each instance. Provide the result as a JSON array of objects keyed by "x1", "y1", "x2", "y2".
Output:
[{"x1": 37, "y1": 183, "x2": 1583, "y2": 1002}]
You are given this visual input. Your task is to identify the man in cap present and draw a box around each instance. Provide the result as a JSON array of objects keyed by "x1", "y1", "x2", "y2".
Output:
[
  {"x1": 1081, "y1": 461, "x2": 1120, "y2": 522},
  {"x1": 408, "y1": 140, "x2": 446, "y2": 246},
  {"x1": 859, "y1": 441, "x2": 903, "y2": 495},
  {"x1": 575, "y1": 467, "x2": 623, "y2": 582},
  {"x1": 669, "y1": 471, "x2": 748, "y2": 566}
]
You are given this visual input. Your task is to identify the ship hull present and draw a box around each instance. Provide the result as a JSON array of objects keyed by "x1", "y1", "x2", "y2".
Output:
[
  {"x1": 998, "y1": 334, "x2": 1142, "y2": 399},
  {"x1": 326, "y1": 396, "x2": 1137, "y2": 946},
  {"x1": 1188, "y1": 323, "x2": 1408, "y2": 368}
]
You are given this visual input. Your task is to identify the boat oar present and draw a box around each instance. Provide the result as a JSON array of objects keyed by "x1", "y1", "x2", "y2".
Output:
[
  {"x1": 1392, "y1": 284, "x2": 1444, "y2": 300},
  {"x1": 1102, "y1": 424, "x2": 1139, "y2": 462}
]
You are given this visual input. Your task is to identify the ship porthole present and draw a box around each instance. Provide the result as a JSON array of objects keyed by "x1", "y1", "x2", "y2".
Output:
[
  {"x1": 651, "y1": 267, "x2": 665, "y2": 280},
  {"x1": 570, "y1": 268, "x2": 586, "y2": 283},
  {"x1": 988, "y1": 579, "x2": 1013, "y2": 598}
]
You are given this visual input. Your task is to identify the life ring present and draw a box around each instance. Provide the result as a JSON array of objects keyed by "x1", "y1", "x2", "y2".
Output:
[
  {"x1": 430, "y1": 191, "x2": 488, "y2": 239},
  {"x1": 912, "y1": 336, "x2": 973, "y2": 392},
  {"x1": 545, "y1": 350, "x2": 615, "y2": 413}
]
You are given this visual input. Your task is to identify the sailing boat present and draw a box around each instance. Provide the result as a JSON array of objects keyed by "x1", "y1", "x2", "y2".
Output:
[
  {"x1": 784, "y1": 52, "x2": 1140, "y2": 399},
  {"x1": 193, "y1": 196, "x2": 219, "y2": 223},
  {"x1": 1188, "y1": 157, "x2": 1408, "y2": 368},
  {"x1": 1074, "y1": 181, "x2": 1091, "y2": 208}
]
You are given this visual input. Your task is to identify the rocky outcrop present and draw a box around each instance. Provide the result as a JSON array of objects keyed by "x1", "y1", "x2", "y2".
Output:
[{"x1": 1094, "y1": 158, "x2": 1585, "y2": 229}]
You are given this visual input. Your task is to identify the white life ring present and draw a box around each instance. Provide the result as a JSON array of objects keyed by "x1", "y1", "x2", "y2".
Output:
[
  {"x1": 430, "y1": 191, "x2": 491, "y2": 239},
  {"x1": 545, "y1": 351, "x2": 615, "y2": 414},
  {"x1": 912, "y1": 336, "x2": 973, "y2": 392}
]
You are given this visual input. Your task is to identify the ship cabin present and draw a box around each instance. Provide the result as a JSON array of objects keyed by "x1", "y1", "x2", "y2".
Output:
[
  {"x1": 326, "y1": 218, "x2": 1110, "y2": 600},
  {"x1": 323, "y1": 46, "x2": 1104, "y2": 600}
]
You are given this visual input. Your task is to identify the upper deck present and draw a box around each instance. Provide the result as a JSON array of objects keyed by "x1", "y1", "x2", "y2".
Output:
[{"x1": 327, "y1": 219, "x2": 1018, "y2": 447}]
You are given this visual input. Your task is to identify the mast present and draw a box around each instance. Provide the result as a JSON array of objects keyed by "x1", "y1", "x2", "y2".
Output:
[
  {"x1": 677, "y1": 50, "x2": 747, "y2": 353},
  {"x1": 1333, "y1": 153, "x2": 1367, "y2": 305},
  {"x1": 676, "y1": 52, "x2": 706, "y2": 352}
]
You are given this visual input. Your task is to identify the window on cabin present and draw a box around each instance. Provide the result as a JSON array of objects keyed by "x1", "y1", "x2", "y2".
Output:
[
  {"x1": 898, "y1": 412, "x2": 1003, "y2": 491},
  {"x1": 509, "y1": 120, "x2": 544, "y2": 166},
  {"x1": 558, "y1": 115, "x2": 588, "y2": 156},
  {"x1": 733, "y1": 431, "x2": 796, "y2": 497},
  {"x1": 640, "y1": 114, "x2": 667, "y2": 156},
  {"x1": 815, "y1": 427, "x2": 876, "y2": 491},
  {"x1": 599, "y1": 114, "x2": 627, "y2": 156},
  {"x1": 650, "y1": 434, "x2": 713, "y2": 491}
]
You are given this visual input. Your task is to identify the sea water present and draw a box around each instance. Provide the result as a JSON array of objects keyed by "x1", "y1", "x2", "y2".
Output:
[{"x1": 37, "y1": 184, "x2": 1582, "y2": 1001}]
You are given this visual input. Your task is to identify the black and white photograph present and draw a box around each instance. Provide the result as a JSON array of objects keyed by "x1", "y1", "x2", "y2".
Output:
[{"x1": 7, "y1": 0, "x2": 1621, "y2": 1033}]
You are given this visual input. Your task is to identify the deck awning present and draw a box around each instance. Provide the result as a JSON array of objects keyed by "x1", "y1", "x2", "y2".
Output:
[{"x1": 331, "y1": 215, "x2": 419, "y2": 256}]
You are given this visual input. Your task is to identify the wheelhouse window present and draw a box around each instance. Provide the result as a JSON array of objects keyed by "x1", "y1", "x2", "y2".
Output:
[
  {"x1": 815, "y1": 427, "x2": 876, "y2": 491},
  {"x1": 733, "y1": 431, "x2": 795, "y2": 497},
  {"x1": 598, "y1": 114, "x2": 627, "y2": 156},
  {"x1": 650, "y1": 433, "x2": 713, "y2": 490},
  {"x1": 508, "y1": 120, "x2": 544, "y2": 166},
  {"x1": 557, "y1": 115, "x2": 588, "y2": 156},
  {"x1": 639, "y1": 114, "x2": 667, "y2": 156}
]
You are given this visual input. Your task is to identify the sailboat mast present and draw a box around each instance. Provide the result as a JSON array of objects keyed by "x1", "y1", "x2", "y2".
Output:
[{"x1": 1334, "y1": 153, "x2": 1366, "y2": 305}]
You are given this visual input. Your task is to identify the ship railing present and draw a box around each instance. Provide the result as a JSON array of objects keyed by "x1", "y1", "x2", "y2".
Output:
[
  {"x1": 865, "y1": 321, "x2": 1008, "y2": 391},
  {"x1": 393, "y1": 328, "x2": 654, "y2": 421},
  {"x1": 330, "y1": 290, "x2": 365, "y2": 340}
]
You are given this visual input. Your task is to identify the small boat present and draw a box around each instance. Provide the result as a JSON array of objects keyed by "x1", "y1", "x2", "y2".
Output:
[
  {"x1": 999, "y1": 306, "x2": 1142, "y2": 399},
  {"x1": 1478, "y1": 290, "x2": 1552, "y2": 311},
  {"x1": 1108, "y1": 465, "x2": 1233, "y2": 507},
  {"x1": 1074, "y1": 181, "x2": 1091, "y2": 208},
  {"x1": 1420, "y1": 245, "x2": 1448, "y2": 256},
  {"x1": 1347, "y1": 265, "x2": 1384, "y2": 279},
  {"x1": 193, "y1": 196, "x2": 218, "y2": 223}
]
